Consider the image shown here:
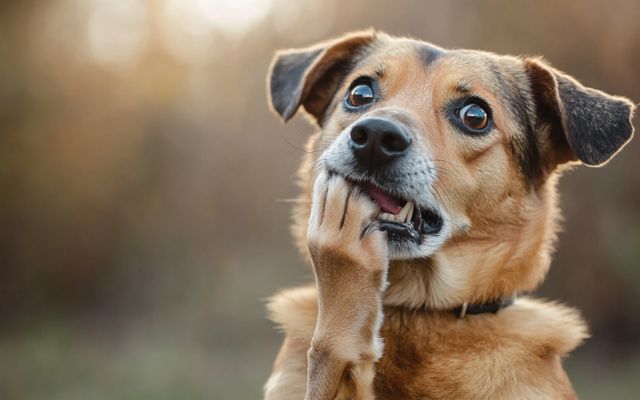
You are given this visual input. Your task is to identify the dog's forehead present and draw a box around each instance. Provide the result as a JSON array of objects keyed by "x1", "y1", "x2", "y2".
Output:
[
  {"x1": 361, "y1": 40, "x2": 532, "y2": 116},
  {"x1": 358, "y1": 39, "x2": 526, "y2": 91}
]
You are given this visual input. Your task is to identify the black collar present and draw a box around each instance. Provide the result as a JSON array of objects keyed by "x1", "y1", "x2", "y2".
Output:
[{"x1": 452, "y1": 295, "x2": 516, "y2": 318}]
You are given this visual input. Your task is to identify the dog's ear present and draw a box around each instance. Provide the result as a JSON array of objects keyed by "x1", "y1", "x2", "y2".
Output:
[
  {"x1": 524, "y1": 58, "x2": 635, "y2": 167},
  {"x1": 267, "y1": 30, "x2": 378, "y2": 124}
]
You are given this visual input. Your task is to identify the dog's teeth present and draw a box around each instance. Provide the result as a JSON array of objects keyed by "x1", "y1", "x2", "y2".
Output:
[
  {"x1": 407, "y1": 202, "x2": 414, "y2": 222},
  {"x1": 380, "y1": 212, "x2": 394, "y2": 221},
  {"x1": 379, "y1": 207, "x2": 416, "y2": 223},
  {"x1": 398, "y1": 201, "x2": 414, "y2": 223},
  {"x1": 398, "y1": 202, "x2": 410, "y2": 222}
]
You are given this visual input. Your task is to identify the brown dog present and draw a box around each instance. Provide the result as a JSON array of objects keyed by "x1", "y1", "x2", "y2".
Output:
[{"x1": 264, "y1": 30, "x2": 635, "y2": 400}]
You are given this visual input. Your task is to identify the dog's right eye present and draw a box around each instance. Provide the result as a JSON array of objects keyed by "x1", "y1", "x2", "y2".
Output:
[
  {"x1": 459, "y1": 103, "x2": 489, "y2": 131},
  {"x1": 346, "y1": 79, "x2": 375, "y2": 108}
]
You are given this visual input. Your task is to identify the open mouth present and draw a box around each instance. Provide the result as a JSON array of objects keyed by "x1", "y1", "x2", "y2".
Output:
[{"x1": 361, "y1": 182, "x2": 443, "y2": 243}]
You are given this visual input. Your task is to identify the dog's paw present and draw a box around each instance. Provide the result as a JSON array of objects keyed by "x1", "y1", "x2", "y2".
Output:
[
  {"x1": 305, "y1": 170, "x2": 388, "y2": 400},
  {"x1": 307, "y1": 170, "x2": 388, "y2": 272}
]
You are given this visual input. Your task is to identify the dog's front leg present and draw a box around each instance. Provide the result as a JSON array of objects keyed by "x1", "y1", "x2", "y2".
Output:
[{"x1": 305, "y1": 171, "x2": 389, "y2": 400}]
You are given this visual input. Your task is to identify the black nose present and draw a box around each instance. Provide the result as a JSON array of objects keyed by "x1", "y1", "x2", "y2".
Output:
[{"x1": 349, "y1": 118, "x2": 411, "y2": 169}]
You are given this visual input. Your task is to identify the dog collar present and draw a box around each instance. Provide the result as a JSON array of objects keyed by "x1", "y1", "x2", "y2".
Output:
[{"x1": 452, "y1": 295, "x2": 516, "y2": 318}]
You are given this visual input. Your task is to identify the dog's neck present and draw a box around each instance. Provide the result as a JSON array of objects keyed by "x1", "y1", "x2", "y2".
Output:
[
  {"x1": 381, "y1": 260, "x2": 523, "y2": 311},
  {"x1": 381, "y1": 179, "x2": 560, "y2": 311}
]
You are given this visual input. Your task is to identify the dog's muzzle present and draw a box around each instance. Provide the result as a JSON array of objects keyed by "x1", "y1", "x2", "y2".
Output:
[{"x1": 342, "y1": 118, "x2": 442, "y2": 243}]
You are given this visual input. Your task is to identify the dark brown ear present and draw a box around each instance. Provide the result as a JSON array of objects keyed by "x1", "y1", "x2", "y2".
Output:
[
  {"x1": 524, "y1": 58, "x2": 635, "y2": 167},
  {"x1": 267, "y1": 30, "x2": 379, "y2": 124}
]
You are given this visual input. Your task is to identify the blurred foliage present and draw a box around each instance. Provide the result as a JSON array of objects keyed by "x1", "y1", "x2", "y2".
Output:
[{"x1": 0, "y1": 0, "x2": 639, "y2": 398}]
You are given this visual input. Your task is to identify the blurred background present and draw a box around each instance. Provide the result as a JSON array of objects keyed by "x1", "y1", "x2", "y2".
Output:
[{"x1": 0, "y1": 0, "x2": 639, "y2": 398}]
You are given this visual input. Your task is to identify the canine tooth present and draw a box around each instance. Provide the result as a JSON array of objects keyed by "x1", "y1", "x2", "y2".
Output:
[
  {"x1": 406, "y1": 202, "x2": 414, "y2": 223},
  {"x1": 398, "y1": 201, "x2": 414, "y2": 223},
  {"x1": 398, "y1": 202, "x2": 410, "y2": 222}
]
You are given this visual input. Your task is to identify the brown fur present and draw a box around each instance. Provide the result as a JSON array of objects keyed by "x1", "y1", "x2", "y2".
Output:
[
  {"x1": 264, "y1": 31, "x2": 635, "y2": 400},
  {"x1": 267, "y1": 289, "x2": 586, "y2": 399}
]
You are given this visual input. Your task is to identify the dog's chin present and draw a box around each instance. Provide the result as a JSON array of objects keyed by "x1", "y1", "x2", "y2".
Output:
[
  {"x1": 379, "y1": 205, "x2": 445, "y2": 260},
  {"x1": 385, "y1": 209, "x2": 446, "y2": 260},
  {"x1": 380, "y1": 223, "x2": 443, "y2": 260}
]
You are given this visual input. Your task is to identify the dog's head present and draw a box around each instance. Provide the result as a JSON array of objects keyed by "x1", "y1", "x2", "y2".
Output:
[{"x1": 267, "y1": 31, "x2": 635, "y2": 308}]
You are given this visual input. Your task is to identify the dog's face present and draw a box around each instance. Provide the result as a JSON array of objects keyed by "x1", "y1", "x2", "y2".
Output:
[{"x1": 268, "y1": 31, "x2": 635, "y2": 304}]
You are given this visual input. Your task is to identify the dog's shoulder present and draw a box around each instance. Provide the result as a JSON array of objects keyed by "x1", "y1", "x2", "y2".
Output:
[
  {"x1": 266, "y1": 284, "x2": 318, "y2": 340},
  {"x1": 264, "y1": 285, "x2": 317, "y2": 400}
]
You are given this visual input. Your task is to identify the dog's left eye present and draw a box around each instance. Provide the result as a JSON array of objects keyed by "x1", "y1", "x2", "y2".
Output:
[{"x1": 346, "y1": 79, "x2": 375, "y2": 108}]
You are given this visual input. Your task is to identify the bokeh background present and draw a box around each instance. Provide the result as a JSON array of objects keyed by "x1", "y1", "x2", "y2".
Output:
[{"x1": 1, "y1": 0, "x2": 639, "y2": 398}]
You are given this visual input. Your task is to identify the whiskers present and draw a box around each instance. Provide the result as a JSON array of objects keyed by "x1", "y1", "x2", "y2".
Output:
[
  {"x1": 275, "y1": 198, "x2": 306, "y2": 204},
  {"x1": 278, "y1": 131, "x2": 333, "y2": 154}
]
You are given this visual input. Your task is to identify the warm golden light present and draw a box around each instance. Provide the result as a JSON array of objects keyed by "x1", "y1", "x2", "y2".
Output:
[
  {"x1": 86, "y1": 0, "x2": 275, "y2": 66},
  {"x1": 87, "y1": 0, "x2": 147, "y2": 67}
]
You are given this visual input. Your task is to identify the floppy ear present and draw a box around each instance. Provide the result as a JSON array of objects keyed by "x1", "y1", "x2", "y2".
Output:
[
  {"x1": 267, "y1": 30, "x2": 379, "y2": 124},
  {"x1": 524, "y1": 58, "x2": 635, "y2": 167}
]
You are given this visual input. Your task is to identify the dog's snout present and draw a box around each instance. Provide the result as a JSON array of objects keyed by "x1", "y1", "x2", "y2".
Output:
[{"x1": 349, "y1": 118, "x2": 411, "y2": 169}]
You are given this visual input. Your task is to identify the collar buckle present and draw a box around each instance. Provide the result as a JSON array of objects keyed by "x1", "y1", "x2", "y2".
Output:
[
  {"x1": 454, "y1": 295, "x2": 516, "y2": 318},
  {"x1": 457, "y1": 302, "x2": 469, "y2": 319}
]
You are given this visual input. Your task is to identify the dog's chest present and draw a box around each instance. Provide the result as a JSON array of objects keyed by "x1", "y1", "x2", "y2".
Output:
[{"x1": 371, "y1": 308, "x2": 568, "y2": 400}]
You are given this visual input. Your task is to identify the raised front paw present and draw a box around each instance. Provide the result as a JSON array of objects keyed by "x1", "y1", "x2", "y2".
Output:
[
  {"x1": 307, "y1": 170, "x2": 388, "y2": 275},
  {"x1": 305, "y1": 170, "x2": 388, "y2": 400}
]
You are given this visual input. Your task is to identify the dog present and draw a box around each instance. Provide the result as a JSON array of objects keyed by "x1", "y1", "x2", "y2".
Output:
[{"x1": 263, "y1": 30, "x2": 635, "y2": 400}]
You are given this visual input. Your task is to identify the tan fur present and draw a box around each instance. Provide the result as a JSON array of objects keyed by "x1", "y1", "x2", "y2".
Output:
[
  {"x1": 264, "y1": 31, "x2": 635, "y2": 399},
  {"x1": 267, "y1": 288, "x2": 587, "y2": 399},
  {"x1": 301, "y1": 171, "x2": 388, "y2": 400}
]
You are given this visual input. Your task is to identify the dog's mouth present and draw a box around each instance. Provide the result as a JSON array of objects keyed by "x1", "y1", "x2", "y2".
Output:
[{"x1": 361, "y1": 182, "x2": 443, "y2": 244}]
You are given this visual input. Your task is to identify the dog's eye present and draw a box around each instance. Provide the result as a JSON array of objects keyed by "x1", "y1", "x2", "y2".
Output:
[
  {"x1": 346, "y1": 80, "x2": 375, "y2": 108},
  {"x1": 458, "y1": 103, "x2": 489, "y2": 132}
]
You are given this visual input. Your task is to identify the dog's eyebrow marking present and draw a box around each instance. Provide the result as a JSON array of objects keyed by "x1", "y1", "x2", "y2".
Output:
[
  {"x1": 418, "y1": 44, "x2": 444, "y2": 67},
  {"x1": 375, "y1": 63, "x2": 386, "y2": 77},
  {"x1": 455, "y1": 80, "x2": 473, "y2": 94}
]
